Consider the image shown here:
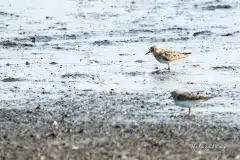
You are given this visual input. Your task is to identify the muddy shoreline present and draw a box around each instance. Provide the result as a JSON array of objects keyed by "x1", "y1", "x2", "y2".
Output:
[
  {"x1": 1, "y1": 0, "x2": 240, "y2": 159},
  {"x1": 1, "y1": 91, "x2": 240, "y2": 159},
  {"x1": 1, "y1": 121, "x2": 239, "y2": 160}
]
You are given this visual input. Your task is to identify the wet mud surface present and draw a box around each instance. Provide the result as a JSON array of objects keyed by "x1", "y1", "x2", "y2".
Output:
[{"x1": 1, "y1": 0, "x2": 240, "y2": 159}]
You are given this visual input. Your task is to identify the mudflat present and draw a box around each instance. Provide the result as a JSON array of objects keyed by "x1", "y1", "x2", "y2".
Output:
[{"x1": 1, "y1": 0, "x2": 240, "y2": 159}]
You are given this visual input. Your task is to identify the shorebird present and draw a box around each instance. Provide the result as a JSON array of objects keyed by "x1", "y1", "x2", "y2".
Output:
[
  {"x1": 145, "y1": 46, "x2": 192, "y2": 71},
  {"x1": 170, "y1": 90, "x2": 213, "y2": 115}
]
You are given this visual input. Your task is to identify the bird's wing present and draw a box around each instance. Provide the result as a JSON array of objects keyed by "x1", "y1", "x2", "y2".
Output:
[
  {"x1": 177, "y1": 92, "x2": 211, "y2": 101},
  {"x1": 161, "y1": 50, "x2": 186, "y2": 61}
]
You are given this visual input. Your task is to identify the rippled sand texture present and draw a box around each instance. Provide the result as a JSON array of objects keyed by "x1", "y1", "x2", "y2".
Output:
[{"x1": 1, "y1": 0, "x2": 240, "y2": 159}]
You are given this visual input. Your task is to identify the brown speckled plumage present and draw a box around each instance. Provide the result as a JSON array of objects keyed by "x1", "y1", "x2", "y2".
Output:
[
  {"x1": 145, "y1": 46, "x2": 192, "y2": 71},
  {"x1": 171, "y1": 91, "x2": 212, "y2": 101},
  {"x1": 170, "y1": 90, "x2": 213, "y2": 116}
]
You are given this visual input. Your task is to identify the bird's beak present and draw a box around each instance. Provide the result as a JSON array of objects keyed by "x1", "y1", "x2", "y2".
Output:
[
  {"x1": 168, "y1": 95, "x2": 172, "y2": 99},
  {"x1": 145, "y1": 51, "x2": 151, "y2": 55}
]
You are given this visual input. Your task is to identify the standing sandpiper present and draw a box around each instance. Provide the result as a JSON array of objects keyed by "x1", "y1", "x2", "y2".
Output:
[
  {"x1": 170, "y1": 90, "x2": 213, "y2": 116},
  {"x1": 145, "y1": 46, "x2": 192, "y2": 71}
]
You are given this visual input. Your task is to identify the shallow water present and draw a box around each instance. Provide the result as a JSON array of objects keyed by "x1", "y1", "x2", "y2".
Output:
[{"x1": 1, "y1": 0, "x2": 240, "y2": 124}]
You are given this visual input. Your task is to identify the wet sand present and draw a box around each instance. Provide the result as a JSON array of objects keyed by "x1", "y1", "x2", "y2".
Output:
[{"x1": 1, "y1": 0, "x2": 240, "y2": 159}]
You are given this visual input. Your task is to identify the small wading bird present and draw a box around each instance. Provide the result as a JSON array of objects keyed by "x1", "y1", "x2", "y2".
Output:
[
  {"x1": 170, "y1": 90, "x2": 213, "y2": 116},
  {"x1": 145, "y1": 46, "x2": 192, "y2": 71}
]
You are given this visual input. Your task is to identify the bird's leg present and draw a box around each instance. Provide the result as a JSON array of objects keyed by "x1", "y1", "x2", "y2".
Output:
[
  {"x1": 167, "y1": 63, "x2": 170, "y2": 71},
  {"x1": 187, "y1": 107, "x2": 191, "y2": 116}
]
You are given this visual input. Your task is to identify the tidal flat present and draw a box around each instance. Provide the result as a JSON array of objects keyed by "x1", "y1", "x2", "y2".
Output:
[{"x1": 1, "y1": 0, "x2": 240, "y2": 159}]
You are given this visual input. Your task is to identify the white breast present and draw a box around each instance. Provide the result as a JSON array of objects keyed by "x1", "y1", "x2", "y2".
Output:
[
  {"x1": 175, "y1": 100, "x2": 203, "y2": 108},
  {"x1": 157, "y1": 59, "x2": 169, "y2": 63},
  {"x1": 153, "y1": 56, "x2": 168, "y2": 63}
]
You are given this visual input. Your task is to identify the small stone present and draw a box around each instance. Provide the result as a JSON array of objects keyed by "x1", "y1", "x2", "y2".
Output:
[
  {"x1": 30, "y1": 37, "x2": 36, "y2": 43},
  {"x1": 114, "y1": 125, "x2": 121, "y2": 129},
  {"x1": 36, "y1": 105, "x2": 41, "y2": 109},
  {"x1": 78, "y1": 129, "x2": 84, "y2": 133},
  {"x1": 50, "y1": 62, "x2": 58, "y2": 65}
]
